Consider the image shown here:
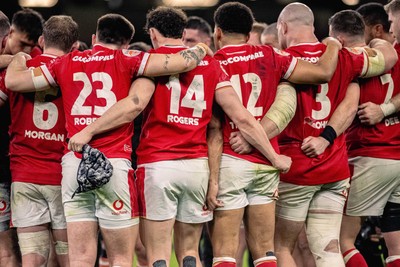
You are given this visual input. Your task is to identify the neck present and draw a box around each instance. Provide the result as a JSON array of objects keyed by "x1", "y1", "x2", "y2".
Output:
[
  {"x1": 345, "y1": 40, "x2": 366, "y2": 48},
  {"x1": 157, "y1": 37, "x2": 184, "y2": 47},
  {"x1": 43, "y1": 47, "x2": 65, "y2": 57},
  {"x1": 287, "y1": 25, "x2": 318, "y2": 47},
  {"x1": 220, "y1": 34, "x2": 248, "y2": 48},
  {"x1": 96, "y1": 41, "x2": 124, "y2": 50}
]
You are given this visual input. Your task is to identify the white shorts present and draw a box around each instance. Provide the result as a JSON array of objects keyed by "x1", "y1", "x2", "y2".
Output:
[
  {"x1": 62, "y1": 152, "x2": 138, "y2": 229},
  {"x1": 0, "y1": 183, "x2": 11, "y2": 232},
  {"x1": 136, "y1": 158, "x2": 212, "y2": 223},
  {"x1": 11, "y1": 182, "x2": 66, "y2": 229},
  {"x1": 346, "y1": 156, "x2": 400, "y2": 216},
  {"x1": 276, "y1": 179, "x2": 349, "y2": 221},
  {"x1": 216, "y1": 154, "x2": 279, "y2": 211}
]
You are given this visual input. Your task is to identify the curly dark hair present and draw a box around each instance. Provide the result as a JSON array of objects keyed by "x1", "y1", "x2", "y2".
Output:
[
  {"x1": 214, "y1": 2, "x2": 254, "y2": 35},
  {"x1": 145, "y1": 7, "x2": 187, "y2": 39},
  {"x1": 329, "y1": 10, "x2": 365, "y2": 37},
  {"x1": 97, "y1": 13, "x2": 134, "y2": 46},
  {"x1": 12, "y1": 8, "x2": 44, "y2": 43}
]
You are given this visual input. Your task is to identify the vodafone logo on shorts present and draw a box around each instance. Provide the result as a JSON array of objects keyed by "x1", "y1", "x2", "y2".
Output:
[
  {"x1": 113, "y1": 200, "x2": 124, "y2": 210},
  {"x1": 112, "y1": 200, "x2": 128, "y2": 215},
  {"x1": 0, "y1": 200, "x2": 7, "y2": 211}
]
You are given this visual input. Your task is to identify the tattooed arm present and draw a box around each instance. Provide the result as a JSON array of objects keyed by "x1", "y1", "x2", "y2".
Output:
[
  {"x1": 68, "y1": 77, "x2": 155, "y2": 152},
  {"x1": 143, "y1": 43, "x2": 210, "y2": 77}
]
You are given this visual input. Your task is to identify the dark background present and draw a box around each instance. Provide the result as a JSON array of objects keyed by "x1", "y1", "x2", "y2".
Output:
[{"x1": 0, "y1": 0, "x2": 389, "y2": 47}]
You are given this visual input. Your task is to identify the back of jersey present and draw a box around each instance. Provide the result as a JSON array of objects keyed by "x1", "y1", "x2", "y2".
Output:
[
  {"x1": 346, "y1": 43, "x2": 400, "y2": 159},
  {"x1": 137, "y1": 45, "x2": 230, "y2": 165},
  {"x1": 279, "y1": 42, "x2": 367, "y2": 185},
  {"x1": 214, "y1": 44, "x2": 296, "y2": 166}
]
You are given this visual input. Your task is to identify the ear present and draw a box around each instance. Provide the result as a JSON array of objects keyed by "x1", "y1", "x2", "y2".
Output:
[
  {"x1": 38, "y1": 35, "x2": 44, "y2": 49},
  {"x1": 182, "y1": 29, "x2": 187, "y2": 40},
  {"x1": 215, "y1": 27, "x2": 222, "y2": 41},
  {"x1": 336, "y1": 35, "x2": 345, "y2": 46},
  {"x1": 372, "y1": 24, "x2": 384, "y2": 38},
  {"x1": 91, "y1": 34, "x2": 96, "y2": 46}
]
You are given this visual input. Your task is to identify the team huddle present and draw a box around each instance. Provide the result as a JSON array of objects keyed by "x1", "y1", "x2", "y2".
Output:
[{"x1": 0, "y1": 1, "x2": 399, "y2": 267}]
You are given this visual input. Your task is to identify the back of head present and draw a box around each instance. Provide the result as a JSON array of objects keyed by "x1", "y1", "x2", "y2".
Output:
[
  {"x1": 43, "y1": 15, "x2": 79, "y2": 53},
  {"x1": 251, "y1": 22, "x2": 267, "y2": 35},
  {"x1": 185, "y1": 16, "x2": 212, "y2": 37},
  {"x1": 145, "y1": 6, "x2": 187, "y2": 39},
  {"x1": 385, "y1": 0, "x2": 400, "y2": 15},
  {"x1": 357, "y1": 3, "x2": 390, "y2": 33},
  {"x1": 0, "y1": 11, "x2": 10, "y2": 37},
  {"x1": 262, "y1": 22, "x2": 278, "y2": 37},
  {"x1": 97, "y1": 14, "x2": 134, "y2": 46},
  {"x1": 12, "y1": 8, "x2": 44, "y2": 43},
  {"x1": 329, "y1": 10, "x2": 365, "y2": 39},
  {"x1": 214, "y1": 2, "x2": 254, "y2": 35},
  {"x1": 278, "y1": 2, "x2": 314, "y2": 26}
]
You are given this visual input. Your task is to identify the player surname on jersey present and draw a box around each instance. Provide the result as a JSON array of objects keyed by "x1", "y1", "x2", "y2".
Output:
[
  {"x1": 167, "y1": 115, "x2": 199, "y2": 126},
  {"x1": 219, "y1": 51, "x2": 264, "y2": 66},
  {"x1": 25, "y1": 130, "x2": 65, "y2": 142}
]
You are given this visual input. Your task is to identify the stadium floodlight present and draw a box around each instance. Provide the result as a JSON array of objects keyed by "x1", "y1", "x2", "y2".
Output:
[
  {"x1": 162, "y1": 0, "x2": 219, "y2": 7},
  {"x1": 342, "y1": 0, "x2": 359, "y2": 6},
  {"x1": 19, "y1": 0, "x2": 58, "y2": 7}
]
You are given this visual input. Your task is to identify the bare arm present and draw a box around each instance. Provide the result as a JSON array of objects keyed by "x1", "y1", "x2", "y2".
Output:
[
  {"x1": 68, "y1": 77, "x2": 155, "y2": 152},
  {"x1": 0, "y1": 55, "x2": 13, "y2": 69},
  {"x1": 230, "y1": 82, "x2": 296, "y2": 154},
  {"x1": 206, "y1": 109, "x2": 224, "y2": 211},
  {"x1": 301, "y1": 82, "x2": 360, "y2": 157},
  {"x1": 143, "y1": 43, "x2": 211, "y2": 77},
  {"x1": 367, "y1": 38, "x2": 398, "y2": 74},
  {"x1": 215, "y1": 86, "x2": 291, "y2": 172},
  {"x1": 288, "y1": 38, "x2": 341, "y2": 84},
  {"x1": 4, "y1": 53, "x2": 46, "y2": 93}
]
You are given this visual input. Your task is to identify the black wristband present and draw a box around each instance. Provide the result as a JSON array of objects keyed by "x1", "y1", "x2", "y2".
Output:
[{"x1": 319, "y1": 125, "x2": 337, "y2": 145}]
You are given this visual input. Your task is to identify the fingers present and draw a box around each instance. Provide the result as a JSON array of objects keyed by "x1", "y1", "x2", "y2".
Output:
[{"x1": 206, "y1": 199, "x2": 224, "y2": 211}]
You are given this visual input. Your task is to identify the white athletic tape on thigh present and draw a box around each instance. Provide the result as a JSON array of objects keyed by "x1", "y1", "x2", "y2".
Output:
[{"x1": 18, "y1": 230, "x2": 50, "y2": 259}]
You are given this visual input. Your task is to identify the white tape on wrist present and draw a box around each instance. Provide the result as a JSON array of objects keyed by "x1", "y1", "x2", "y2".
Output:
[
  {"x1": 380, "y1": 102, "x2": 396, "y2": 117},
  {"x1": 31, "y1": 68, "x2": 49, "y2": 91}
]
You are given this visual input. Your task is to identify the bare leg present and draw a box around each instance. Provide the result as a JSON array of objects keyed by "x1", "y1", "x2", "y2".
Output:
[
  {"x1": 67, "y1": 221, "x2": 98, "y2": 267},
  {"x1": 174, "y1": 221, "x2": 203, "y2": 267}
]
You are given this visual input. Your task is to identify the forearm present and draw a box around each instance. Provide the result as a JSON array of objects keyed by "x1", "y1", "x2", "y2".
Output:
[
  {"x1": 207, "y1": 116, "x2": 223, "y2": 189},
  {"x1": 327, "y1": 82, "x2": 360, "y2": 136},
  {"x1": 314, "y1": 41, "x2": 340, "y2": 82},
  {"x1": 144, "y1": 43, "x2": 208, "y2": 77},
  {"x1": 235, "y1": 113, "x2": 278, "y2": 163},
  {"x1": 263, "y1": 83, "x2": 296, "y2": 134},
  {"x1": 0, "y1": 55, "x2": 13, "y2": 69},
  {"x1": 5, "y1": 54, "x2": 37, "y2": 92}
]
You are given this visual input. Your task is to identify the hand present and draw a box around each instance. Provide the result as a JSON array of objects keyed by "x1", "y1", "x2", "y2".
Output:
[
  {"x1": 229, "y1": 131, "x2": 253, "y2": 154},
  {"x1": 301, "y1": 136, "x2": 330, "y2": 158},
  {"x1": 358, "y1": 102, "x2": 384, "y2": 125},
  {"x1": 322, "y1": 37, "x2": 343, "y2": 50},
  {"x1": 271, "y1": 154, "x2": 292, "y2": 173},
  {"x1": 67, "y1": 129, "x2": 93, "y2": 152},
  {"x1": 205, "y1": 181, "x2": 224, "y2": 211},
  {"x1": 15, "y1": 51, "x2": 32, "y2": 60}
]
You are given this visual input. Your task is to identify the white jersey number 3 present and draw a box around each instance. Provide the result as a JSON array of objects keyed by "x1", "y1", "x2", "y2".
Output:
[{"x1": 71, "y1": 72, "x2": 117, "y2": 116}]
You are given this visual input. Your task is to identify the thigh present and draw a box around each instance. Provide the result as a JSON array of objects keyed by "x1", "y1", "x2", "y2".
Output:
[
  {"x1": 346, "y1": 157, "x2": 400, "y2": 216},
  {"x1": 216, "y1": 155, "x2": 253, "y2": 211},
  {"x1": 276, "y1": 182, "x2": 320, "y2": 221},
  {"x1": 11, "y1": 182, "x2": 51, "y2": 228},
  {"x1": 0, "y1": 183, "x2": 11, "y2": 232},
  {"x1": 41, "y1": 185, "x2": 66, "y2": 230},
  {"x1": 67, "y1": 221, "x2": 98, "y2": 266},
  {"x1": 62, "y1": 152, "x2": 97, "y2": 223},
  {"x1": 96, "y1": 158, "x2": 138, "y2": 229},
  {"x1": 177, "y1": 158, "x2": 212, "y2": 223}
]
